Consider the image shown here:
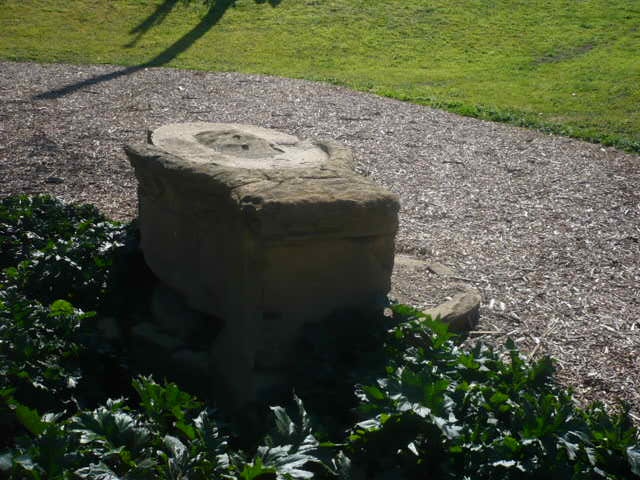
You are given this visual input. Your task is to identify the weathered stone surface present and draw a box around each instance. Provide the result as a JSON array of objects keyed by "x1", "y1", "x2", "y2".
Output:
[
  {"x1": 171, "y1": 349, "x2": 210, "y2": 374},
  {"x1": 96, "y1": 316, "x2": 121, "y2": 341},
  {"x1": 151, "y1": 283, "x2": 209, "y2": 342},
  {"x1": 126, "y1": 123, "x2": 400, "y2": 407},
  {"x1": 423, "y1": 290, "x2": 482, "y2": 332},
  {"x1": 391, "y1": 254, "x2": 471, "y2": 312},
  {"x1": 131, "y1": 322, "x2": 184, "y2": 352},
  {"x1": 152, "y1": 122, "x2": 329, "y2": 170},
  {"x1": 130, "y1": 322, "x2": 186, "y2": 376}
]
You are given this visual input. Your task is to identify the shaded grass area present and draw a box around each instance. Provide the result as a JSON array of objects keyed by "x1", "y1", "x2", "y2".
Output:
[{"x1": 1, "y1": 0, "x2": 638, "y2": 152}]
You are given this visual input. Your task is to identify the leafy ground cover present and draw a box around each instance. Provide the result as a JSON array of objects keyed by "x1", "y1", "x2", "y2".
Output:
[
  {"x1": 1, "y1": 195, "x2": 639, "y2": 479},
  {"x1": 0, "y1": 0, "x2": 638, "y2": 152}
]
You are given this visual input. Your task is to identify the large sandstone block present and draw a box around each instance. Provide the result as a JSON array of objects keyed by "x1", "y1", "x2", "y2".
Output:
[{"x1": 126, "y1": 123, "x2": 399, "y2": 406}]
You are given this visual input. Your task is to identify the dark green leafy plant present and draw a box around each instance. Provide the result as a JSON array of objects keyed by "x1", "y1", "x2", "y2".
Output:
[
  {"x1": 0, "y1": 379, "x2": 336, "y2": 480},
  {"x1": 132, "y1": 375, "x2": 204, "y2": 438},
  {"x1": 289, "y1": 307, "x2": 398, "y2": 442},
  {"x1": 1, "y1": 195, "x2": 105, "y2": 268},
  {"x1": 346, "y1": 305, "x2": 640, "y2": 479},
  {"x1": 0, "y1": 195, "x2": 141, "y2": 447},
  {"x1": 1, "y1": 195, "x2": 639, "y2": 479},
  {"x1": 0, "y1": 195, "x2": 137, "y2": 312}
]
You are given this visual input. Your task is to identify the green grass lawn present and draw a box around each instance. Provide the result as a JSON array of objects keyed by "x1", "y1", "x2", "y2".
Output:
[{"x1": 1, "y1": 0, "x2": 638, "y2": 152}]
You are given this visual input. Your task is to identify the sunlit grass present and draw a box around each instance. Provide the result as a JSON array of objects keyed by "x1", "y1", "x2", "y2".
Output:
[{"x1": 1, "y1": 0, "x2": 638, "y2": 152}]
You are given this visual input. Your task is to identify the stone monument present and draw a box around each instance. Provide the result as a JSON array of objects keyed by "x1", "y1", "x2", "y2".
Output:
[{"x1": 126, "y1": 123, "x2": 399, "y2": 406}]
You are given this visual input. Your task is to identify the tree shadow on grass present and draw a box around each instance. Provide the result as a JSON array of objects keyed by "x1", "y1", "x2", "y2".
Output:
[
  {"x1": 126, "y1": 0, "x2": 182, "y2": 48},
  {"x1": 33, "y1": 0, "x2": 282, "y2": 100}
]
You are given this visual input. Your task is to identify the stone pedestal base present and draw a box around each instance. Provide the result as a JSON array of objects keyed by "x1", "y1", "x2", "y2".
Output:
[{"x1": 126, "y1": 123, "x2": 399, "y2": 406}]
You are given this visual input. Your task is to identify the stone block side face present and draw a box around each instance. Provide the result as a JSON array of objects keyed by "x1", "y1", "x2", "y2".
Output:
[
  {"x1": 251, "y1": 234, "x2": 396, "y2": 371},
  {"x1": 260, "y1": 235, "x2": 395, "y2": 313},
  {"x1": 127, "y1": 142, "x2": 398, "y2": 314},
  {"x1": 126, "y1": 145, "x2": 246, "y2": 313},
  {"x1": 235, "y1": 174, "x2": 399, "y2": 240}
]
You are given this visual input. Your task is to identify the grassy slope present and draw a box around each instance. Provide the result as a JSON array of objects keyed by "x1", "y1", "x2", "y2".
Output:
[{"x1": 1, "y1": 0, "x2": 638, "y2": 152}]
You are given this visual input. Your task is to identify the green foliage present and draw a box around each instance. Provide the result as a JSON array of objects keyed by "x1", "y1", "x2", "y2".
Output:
[
  {"x1": 0, "y1": 195, "x2": 137, "y2": 447},
  {"x1": 132, "y1": 375, "x2": 204, "y2": 439},
  {"x1": 0, "y1": 287, "x2": 89, "y2": 442},
  {"x1": 345, "y1": 307, "x2": 640, "y2": 479},
  {"x1": 0, "y1": 195, "x2": 134, "y2": 311},
  {"x1": 0, "y1": 195, "x2": 638, "y2": 479},
  {"x1": 290, "y1": 307, "x2": 398, "y2": 441},
  {"x1": 0, "y1": 379, "x2": 333, "y2": 480}
]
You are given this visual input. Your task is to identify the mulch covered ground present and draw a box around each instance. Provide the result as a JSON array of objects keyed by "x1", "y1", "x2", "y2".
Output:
[{"x1": 1, "y1": 61, "x2": 638, "y2": 419}]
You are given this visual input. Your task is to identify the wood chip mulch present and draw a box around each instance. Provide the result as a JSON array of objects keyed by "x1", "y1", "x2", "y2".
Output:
[{"x1": 1, "y1": 61, "x2": 638, "y2": 420}]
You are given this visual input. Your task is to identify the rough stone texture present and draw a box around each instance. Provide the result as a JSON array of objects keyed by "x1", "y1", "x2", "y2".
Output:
[
  {"x1": 391, "y1": 254, "x2": 473, "y2": 311},
  {"x1": 152, "y1": 122, "x2": 329, "y2": 169},
  {"x1": 171, "y1": 349, "x2": 210, "y2": 380},
  {"x1": 131, "y1": 322, "x2": 184, "y2": 353},
  {"x1": 130, "y1": 320, "x2": 211, "y2": 397},
  {"x1": 392, "y1": 254, "x2": 481, "y2": 332},
  {"x1": 151, "y1": 283, "x2": 209, "y2": 342},
  {"x1": 126, "y1": 123, "x2": 399, "y2": 406},
  {"x1": 95, "y1": 316, "x2": 122, "y2": 342},
  {"x1": 423, "y1": 290, "x2": 482, "y2": 332}
]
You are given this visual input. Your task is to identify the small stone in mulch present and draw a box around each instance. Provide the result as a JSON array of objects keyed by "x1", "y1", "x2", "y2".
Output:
[
  {"x1": 426, "y1": 261, "x2": 456, "y2": 277},
  {"x1": 45, "y1": 176, "x2": 64, "y2": 184},
  {"x1": 423, "y1": 289, "x2": 482, "y2": 332}
]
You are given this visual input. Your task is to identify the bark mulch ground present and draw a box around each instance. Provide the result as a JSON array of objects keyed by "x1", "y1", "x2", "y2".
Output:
[{"x1": 1, "y1": 61, "x2": 638, "y2": 420}]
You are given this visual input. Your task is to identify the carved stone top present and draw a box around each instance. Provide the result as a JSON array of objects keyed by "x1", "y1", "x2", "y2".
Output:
[
  {"x1": 152, "y1": 123, "x2": 328, "y2": 170},
  {"x1": 127, "y1": 122, "x2": 399, "y2": 240}
]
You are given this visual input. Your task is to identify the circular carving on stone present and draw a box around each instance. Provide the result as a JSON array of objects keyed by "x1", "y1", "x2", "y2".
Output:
[
  {"x1": 152, "y1": 122, "x2": 328, "y2": 169},
  {"x1": 195, "y1": 130, "x2": 285, "y2": 158}
]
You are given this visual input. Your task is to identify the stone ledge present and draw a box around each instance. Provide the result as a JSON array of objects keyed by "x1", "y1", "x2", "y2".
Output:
[
  {"x1": 391, "y1": 253, "x2": 482, "y2": 332},
  {"x1": 423, "y1": 290, "x2": 482, "y2": 332},
  {"x1": 126, "y1": 142, "x2": 399, "y2": 240}
]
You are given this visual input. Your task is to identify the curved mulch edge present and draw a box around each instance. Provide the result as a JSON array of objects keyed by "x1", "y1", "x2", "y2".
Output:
[{"x1": 1, "y1": 61, "x2": 639, "y2": 420}]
